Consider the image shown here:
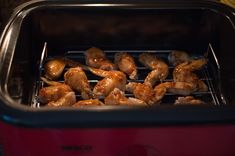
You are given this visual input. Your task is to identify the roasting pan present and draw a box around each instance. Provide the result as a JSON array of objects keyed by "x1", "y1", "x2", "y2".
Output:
[{"x1": 0, "y1": 0, "x2": 235, "y2": 156}]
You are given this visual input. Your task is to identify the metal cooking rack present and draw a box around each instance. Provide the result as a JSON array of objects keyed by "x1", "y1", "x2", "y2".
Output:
[{"x1": 32, "y1": 43, "x2": 221, "y2": 108}]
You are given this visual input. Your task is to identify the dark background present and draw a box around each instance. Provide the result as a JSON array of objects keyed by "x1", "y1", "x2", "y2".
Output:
[
  {"x1": 0, "y1": 0, "x2": 31, "y2": 33},
  {"x1": 0, "y1": 0, "x2": 232, "y2": 34}
]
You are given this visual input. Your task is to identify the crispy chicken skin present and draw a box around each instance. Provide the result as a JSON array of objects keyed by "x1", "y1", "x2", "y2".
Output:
[
  {"x1": 143, "y1": 69, "x2": 167, "y2": 87},
  {"x1": 64, "y1": 66, "x2": 92, "y2": 99},
  {"x1": 47, "y1": 92, "x2": 76, "y2": 107},
  {"x1": 154, "y1": 82, "x2": 197, "y2": 102},
  {"x1": 173, "y1": 58, "x2": 207, "y2": 81},
  {"x1": 105, "y1": 88, "x2": 147, "y2": 106},
  {"x1": 44, "y1": 58, "x2": 84, "y2": 80},
  {"x1": 174, "y1": 96, "x2": 205, "y2": 105},
  {"x1": 126, "y1": 82, "x2": 158, "y2": 105},
  {"x1": 38, "y1": 83, "x2": 73, "y2": 104},
  {"x1": 114, "y1": 52, "x2": 138, "y2": 80},
  {"x1": 44, "y1": 58, "x2": 66, "y2": 80},
  {"x1": 73, "y1": 99, "x2": 104, "y2": 107},
  {"x1": 85, "y1": 47, "x2": 117, "y2": 70},
  {"x1": 165, "y1": 82, "x2": 196, "y2": 95},
  {"x1": 173, "y1": 58, "x2": 208, "y2": 92},
  {"x1": 168, "y1": 50, "x2": 190, "y2": 66},
  {"x1": 139, "y1": 53, "x2": 169, "y2": 87},
  {"x1": 88, "y1": 67, "x2": 127, "y2": 98}
]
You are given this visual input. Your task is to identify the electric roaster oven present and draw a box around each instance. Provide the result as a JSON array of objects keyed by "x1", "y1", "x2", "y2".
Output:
[{"x1": 0, "y1": 0, "x2": 235, "y2": 156}]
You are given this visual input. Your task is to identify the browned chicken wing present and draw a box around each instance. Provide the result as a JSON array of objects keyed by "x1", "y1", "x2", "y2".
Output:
[
  {"x1": 168, "y1": 50, "x2": 190, "y2": 66},
  {"x1": 174, "y1": 96, "x2": 205, "y2": 105},
  {"x1": 73, "y1": 99, "x2": 104, "y2": 107},
  {"x1": 44, "y1": 58, "x2": 84, "y2": 80},
  {"x1": 47, "y1": 92, "x2": 76, "y2": 107},
  {"x1": 126, "y1": 82, "x2": 158, "y2": 105},
  {"x1": 154, "y1": 82, "x2": 197, "y2": 102},
  {"x1": 139, "y1": 53, "x2": 169, "y2": 87},
  {"x1": 105, "y1": 88, "x2": 147, "y2": 106},
  {"x1": 114, "y1": 52, "x2": 138, "y2": 80},
  {"x1": 85, "y1": 47, "x2": 117, "y2": 70},
  {"x1": 38, "y1": 77, "x2": 76, "y2": 106},
  {"x1": 88, "y1": 67, "x2": 127, "y2": 98},
  {"x1": 152, "y1": 58, "x2": 208, "y2": 103},
  {"x1": 173, "y1": 58, "x2": 208, "y2": 92},
  {"x1": 38, "y1": 83, "x2": 73, "y2": 104},
  {"x1": 44, "y1": 58, "x2": 67, "y2": 80},
  {"x1": 64, "y1": 66, "x2": 92, "y2": 99}
]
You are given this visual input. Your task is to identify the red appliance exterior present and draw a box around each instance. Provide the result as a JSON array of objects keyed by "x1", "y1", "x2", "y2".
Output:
[
  {"x1": 0, "y1": 122, "x2": 234, "y2": 156},
  {"x1": 0, "y1": 1, "x2": 235, "y2": 156}
]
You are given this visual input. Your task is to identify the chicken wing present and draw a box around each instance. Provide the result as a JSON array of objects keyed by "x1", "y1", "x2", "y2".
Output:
[
  {"x1": 174, "y1": 96, "x2": 205, "y2": 105},
  {"x1": 44, "y1": 58, "x2": 67, "y2": 80},
  {"x1": 173, "y1": 58, "x2": 207, "y2": 80},
  {"x1": 44, "y1": 58, "x2": 84, "y2": 80},
  {"x1": 73, "y1": 99, "x2": 104, "y2": 107},
  {"x1": 104, "y1": 88, "x2": 147, "y2": 106},
  {"x1": 126, "y1": 82, "x2": 158, "y2": 105},
  {"x1": 168, "y1": 50, "x2": 190, "y2": 66},
  {"x1": 85, "y1": 47, "x2": 117, "y2": 70},
  {"x1": 64, "y1": 66, "x2": 92, "y2": 99},
  {"x1": 139, "y1": 53, "x2": 169, "y2": 87},
  {"x1": 88, "y1": 67, "x2": 126, "y2": 98},
  {"x1": 47, "y1": 92, "x2": 76, "y2": 107},
  {"x1": 114, "y1": 52, "x2": 138, "y2": 80},
  {"x1": 173, "y1": 58, "x2": 208, "y2": 91},
  {"x1": 154, "y1": 81, "x2": 196, "y2": 102},
  {"x1": 38, "y1": 83, "x2": 72, "y2": 104}
]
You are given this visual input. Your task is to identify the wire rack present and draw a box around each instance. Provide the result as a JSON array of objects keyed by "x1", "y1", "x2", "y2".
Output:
[{"x1": 32, "y1": 43, "x2": 223, "y2": 108}]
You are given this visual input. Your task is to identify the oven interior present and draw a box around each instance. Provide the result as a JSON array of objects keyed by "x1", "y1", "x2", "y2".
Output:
[{"x1": 5, "y1": 7, "x2": 235, "y2": 108}]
